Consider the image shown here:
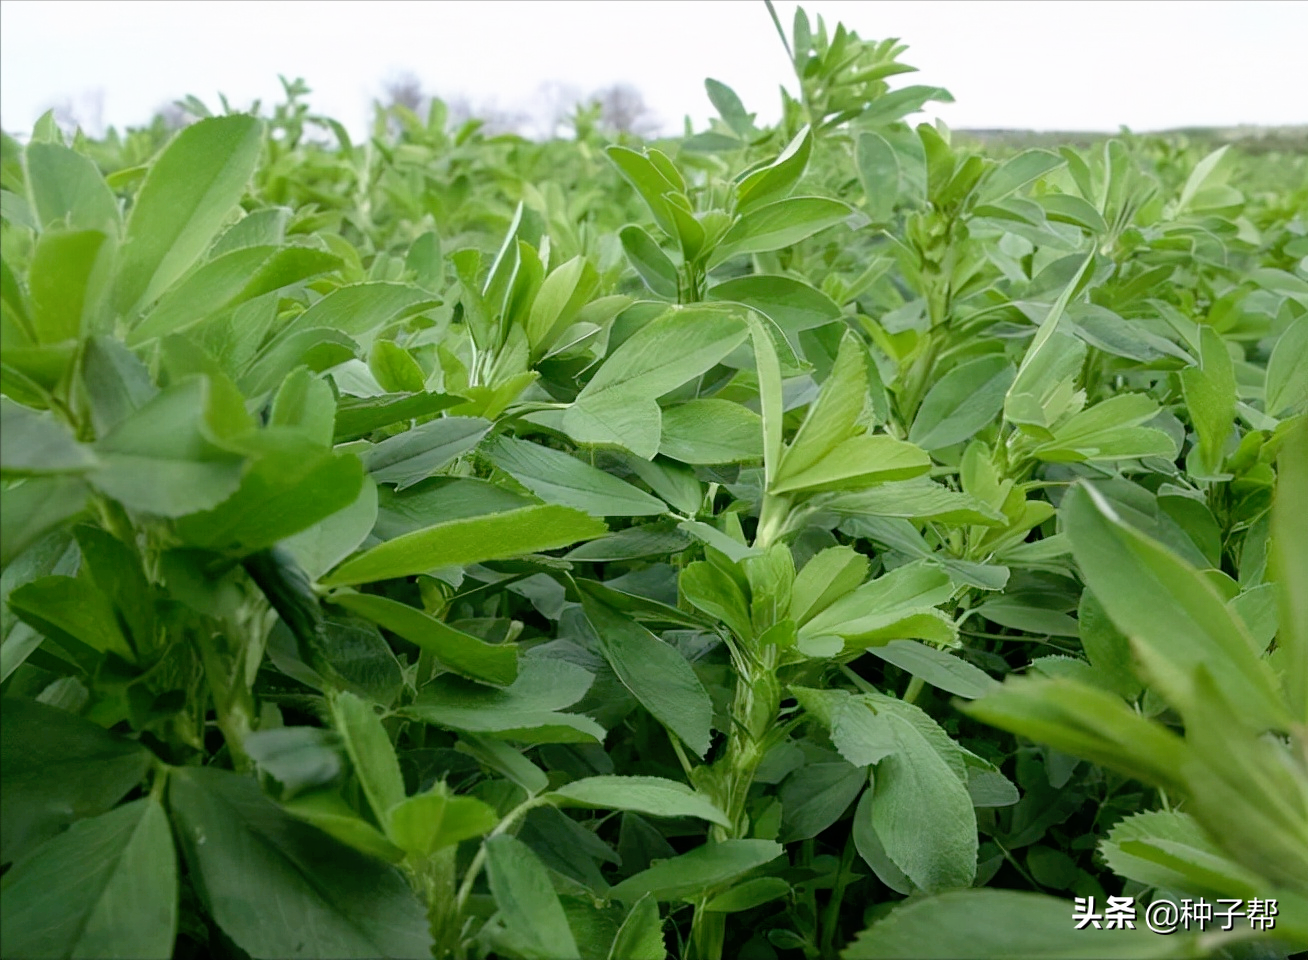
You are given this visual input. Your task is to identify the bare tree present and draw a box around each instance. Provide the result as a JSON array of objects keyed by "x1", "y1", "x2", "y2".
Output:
[
  {"x1": 382, "y1": 72, "x2": 427, "y2": 115},
  {"x1": 592, "y1": 84, "x2": 660, "y2": 137}
]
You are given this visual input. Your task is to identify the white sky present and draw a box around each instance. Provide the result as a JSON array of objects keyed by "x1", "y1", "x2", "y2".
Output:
[{"x1": 2, "y1": 1, "x2": 1305, "y2": 139}]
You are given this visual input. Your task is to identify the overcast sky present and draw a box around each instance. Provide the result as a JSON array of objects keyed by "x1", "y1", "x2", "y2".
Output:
[{"x1": 2, "y1": 0, "x2": 1305, "y2": 139}]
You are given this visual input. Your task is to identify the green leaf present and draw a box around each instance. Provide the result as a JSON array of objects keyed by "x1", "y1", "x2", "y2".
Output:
[
  {"x1": 362, "y1": 416, "x2": 490, "y2": 490},
  {"x1": 707, "y1": 274, "x2": 841, "y2": 346},
  {"x1": 1034, "y1": 393, "x2": 1178, "y2": 463},
  {"x1": 563, "y1": 304, "x2": 748, "y2": 459},
  {"x1": 909, "y1": 356, "x2": 1014, "y2": 450},
  {"x1": 0, "y1": 698, "x2": 152, "y2": 864},
  {"x1": 368, "y1": 339, "x2": 427, "y2": 394},
  {"x1": 1273, "y1": 421, "x2": 1308, "y2": 723},
  {"x1": 485, "y1": 834, "x2": 580, "y2": 960},
  {"x1": 842, "y1": 889, "x2": 1202, "y2": 959},
  {"x1": 606, "y1": 147, "x2": 680, "y2": 238},
  {"x1": 270, "y1": 366, "x2": 336, "y2": 446},
  {"x1": 869, "y1": 640, "x2": 999, "y2": 699},
  {"x1": 168, "y1": 765, "x2": 431, "y2": 959},
  {"x1": 527, "y1": 255, "x2": 598, "y2": 354},
  {"x1": 0, "y1": 797, "x2": 176, "y2": 960},
  {"x1": 976, "y1": 149, "x2": 1065, "y2": 204},
  {"x1": 28, "y1": 227, "x2": 114, "y2": 343},
  {"x1": 404, "y1": 657, "x2": 604, "y2": 744},
  {"x1": 175, "y1": 443, "x2": 365, "y2": 554},
  {"x1": 129, "y1": 245, "x2": 340, "y2": 346},
  {"x1": 870, "y1": 714, "x2": 977, "y2": 892},
  {"x1": 608, "y1": 839, "x2": 782, "y2": 903},
  {"x1": 580, "y1": 590, "x2": 714, "y2": 758},
  {"x1": 736, "y1": 125, "x2": 812, "y2": 213},
  {"x1": 779, "y1": 760, "x2": 867, "y2": 842},
  {"x1": 1100, "y1": 810, "x2": 1263, "y2": 898},
  {"x1": 702, "y1": 877, "x2": 790, "y2": 913},
  {"x1": 274, "y1": 282, "x2": 437, "y2": 346},
  {"x1": 25, "y1": 141, "x2": 120, "y2": 232},
  {"x1": 608, "y1": 894, "x2": 665, "y2": 960},
  {"x1": 708, "y1": 196, "x2": 851, "y2": 269},
  {"x1": 279, "y1": 789, "x2": 405, "y2": 864},
  {"x1": 323, "y1": 505, "x2": 606, "y2": 586},
  {"x1": 659, "y1": 399, "x2": 763, "y2": 464},
  {"x1": 330, "y1": 591, "x2": 518, "y2": 687},
  {"x1": 619, "y1": 225, "x2": 677, "y2": 301},
  {"x1": 1064, "y1": 484, "x2": 1284, "y2": 728},
  {"x1": 1180, "y1": 326, "x2": 1237, "y2": 477},
  {"x1": 329, "y1": 690, "x2": 406, "y2": 826},
  {"x1": 774, "y1": 330, "x2": 867, "y2": 480},
  {"x1": 858, "y1": 85, "x2": 953, "y2": 127},
  {"x1": 385, "y1": 784, "x2": 497, "y2": 856},
  {"x1": 485, "y1": 434, "x2": 665, "y2": 516},
  {"x1": 961, "y1": 677, "x2": 1188, "y2": 793},
  {"x1": 857, "y1": 128, "x2": 927, "y2": 220},
  {"x1": 88, "y1": 377, "x2": 245, "y2": 518},
  {"x1": 114, "y1": 115, "x2": 264, "y2": 314},
  {"x1": 1266, "y1": 315, "x2": 1308, "y2": 417},
  {"x1": 332, "y1": 391, "x2": 463, "y2": 443},
  {"x1": 1005, "y1": 252, "x2": 1094, "y2": 433},
  {"x1": 0, "y1": 476, "x2": 88, "y2": 567},
  {"x1": 9, "y1": 574, "x2": 136, "y2": 662},
  {"x1": 80, "y1": 334, "x2": 157, "y2": 437},
  {"x1": 244, "y1": 726, "x2": 344, "y2": 801},
  {"x1": 798, "y1": 561, "x2": 953, "y2": 649},
  {"x1": 0, "y1": 398, "x2": 98, "y2": 476},
  {"x1": 549, "y1": 776, "x2": 729, "y2": 827}
]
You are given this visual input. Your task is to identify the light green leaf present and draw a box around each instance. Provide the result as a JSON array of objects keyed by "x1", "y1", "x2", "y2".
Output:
[
  {"x1": 329, "y1": 690, "x2": 406, "y2": 827},
  {"x1": 404, "y1": 658, "x2": 604, "y2": 744},
  {"x1": 281, "y1": 476, "x2": 378, "y2": 582},
  {"x1": 702, "y1": 877, "x2": 791, "y2": 913},
  {"x1": 1266, "y1": 316, "x2": 1308, "y2": 417},
  {"x1": 1273, "y1": 421, "x2": 1308, "y2": 723},
  {"x1": 607, "y1": 894, "x2": 665, "y2": 960},
  {"x1": 114, "y1": 115, "x2": 263, "y2": 314},
  {"x1": 1179, "y1": 326, "x2": 1236, "y2": 477},
  {"x1": 659, "y1": 399, "x2": 763, "y2": 464},
  {"x1": 960, "y1": 677, "x2": 1188, "y2": 793},
  {"x1": 563, "y1": 304, "x2": 747, "y2": 459},
  {"x1": 619, "y1": 225, "x2": 678, "y2": 300},
  {"x1": 707, "y1": 274, "x2": 841, "y2": 345},
  {"x1": 869, "y1": 640, "x2": 999, "y2": 699},
  {"x1": 1100, "y1": 810, "x2": 1263, "y2": 898},
  {"x1": 330, "y1": 591, "x2": 518, "y2": 687},
  {"x1": 549, "y1": 776, "x2": 729, "y2": 827},
  {"x1": 1065, "y1": 484, "x2": 1284, "y2": 728},
  {"x1": 842, "y1": 889, "x2": 1202, "y2": 959},
  {"x1": 608, "y1": 839, "x2": 782, "y2": 903},
  {"x1": 870, "y1": 714, "x2": 977, "y2": 892},
  {"x1": 25, "y1": 141, "x2": 120, "y2": 232},
  {"x1": 385, "y1": 785, "x2": 498, "y2": 857},
  {"x1": 708, "y1": 196, "x2": 851, "y2": 269},
  {"x1": 88, "y1": 377, "x2": 245, "y2": 518},
  {"x1": 362, "y1": 416, "x2": 490, "y2": 491},
  {"x1": 909, "y1": 356, "x2": 1014, "y2": 450},
  {"x1": 485, "y1": 434, "x2": 665, "y2": 516},
  {"x1": 323, "y1": 505, "x2": 606, "y2": 586},
  {"x1": 0, "y1": 398, "x2": 99, "y2": 476}
]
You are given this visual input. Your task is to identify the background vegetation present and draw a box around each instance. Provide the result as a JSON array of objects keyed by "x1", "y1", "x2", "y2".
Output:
[{"x1": 1, "y1": 5, "x2": 1305, "y2": 959}]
